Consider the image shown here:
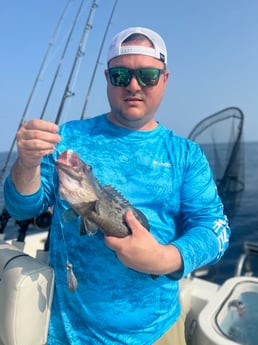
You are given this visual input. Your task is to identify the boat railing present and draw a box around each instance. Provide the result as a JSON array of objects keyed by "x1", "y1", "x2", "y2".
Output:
[{"x1": 234, "y1": 241, "x2": 258, "y2": 277}]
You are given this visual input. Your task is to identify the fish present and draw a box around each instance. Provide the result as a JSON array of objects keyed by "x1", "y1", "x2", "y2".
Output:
[{"x1": 55, "y1": 149, "x2": 149, "y2": 238}]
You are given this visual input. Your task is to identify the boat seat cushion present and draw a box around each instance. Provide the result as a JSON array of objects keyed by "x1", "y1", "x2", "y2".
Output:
[{"x1": 0, "y1": 241, "x2": 54, "y2": 345}]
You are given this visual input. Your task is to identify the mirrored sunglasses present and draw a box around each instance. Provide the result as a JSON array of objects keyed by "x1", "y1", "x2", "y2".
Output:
[{"x1": 108, "y1": 67, "x2": 166, "y2": 87}]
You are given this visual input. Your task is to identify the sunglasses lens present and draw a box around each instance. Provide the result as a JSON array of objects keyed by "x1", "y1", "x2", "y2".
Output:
[
  {"x1": 136, "y1": 68, "x2": 161, "y2": 87},
  {"x1": 109, "y1": 68, "x2": 131, "y2": 87}
]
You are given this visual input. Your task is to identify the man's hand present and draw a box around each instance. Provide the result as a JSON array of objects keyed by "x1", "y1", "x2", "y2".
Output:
[
  {"x1": 105, "y1": 210, "x2": 182, "y2": 276},
  {"x1": 11, "y1": 119, "x2": 61, "y2": 194},
  {"x1": 16, "y1": 119, "x2": 61, "y2": 168}
]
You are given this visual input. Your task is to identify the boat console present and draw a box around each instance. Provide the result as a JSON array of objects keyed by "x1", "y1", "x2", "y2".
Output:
[{"x1": 188, "y1": 276, "x2": 258, "y2": 345}]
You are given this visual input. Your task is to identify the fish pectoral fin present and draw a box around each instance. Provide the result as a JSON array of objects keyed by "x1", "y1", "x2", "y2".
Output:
[
  {"x1": 80, "y1": 217, "x2": 98, "y2": 236},
  {"x1": 62, "y1": 208, "x2": 79, "y2": 223}
]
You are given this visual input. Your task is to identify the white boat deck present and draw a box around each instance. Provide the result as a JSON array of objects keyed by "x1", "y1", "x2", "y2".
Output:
[{"x1": 1, "y1": 230, "x2": 258, "y2": 345}]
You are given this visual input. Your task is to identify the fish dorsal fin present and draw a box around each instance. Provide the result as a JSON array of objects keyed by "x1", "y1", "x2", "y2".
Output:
[{"x1": 102, "y1": 185, "x2": 132, "y2": 208}]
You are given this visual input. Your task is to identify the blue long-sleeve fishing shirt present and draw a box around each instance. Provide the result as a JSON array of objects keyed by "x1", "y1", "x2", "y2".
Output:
[{"x1": 4, "y1": 114, "x2": 230, "y2": 345}]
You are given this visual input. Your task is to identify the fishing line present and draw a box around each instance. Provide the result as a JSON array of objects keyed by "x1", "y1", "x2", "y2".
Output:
[{"x1": 46, "y1": 150, "x2": 78, "y2": 292}]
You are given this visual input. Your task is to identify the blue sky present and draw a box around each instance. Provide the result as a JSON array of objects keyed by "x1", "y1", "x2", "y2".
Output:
[{"x1": 1, "y1": 0, "x2": 258, "y2": 151}]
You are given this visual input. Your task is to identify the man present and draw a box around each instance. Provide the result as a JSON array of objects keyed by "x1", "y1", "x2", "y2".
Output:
[{"x1": 4, "y1": 27, "x2": 230, "y2": 344}]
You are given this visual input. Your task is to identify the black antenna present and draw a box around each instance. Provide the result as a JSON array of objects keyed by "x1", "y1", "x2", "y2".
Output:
[{"x1": 80, "y1": 0, "x2": 118, "y2": 119}]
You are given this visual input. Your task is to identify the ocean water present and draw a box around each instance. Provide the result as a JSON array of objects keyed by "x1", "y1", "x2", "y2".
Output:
[
  {"x1": 214, "y1": 142, "x2": 258, "y2": 283},
  {"x1": 0, "y1": 142, "x2": 258, "y2": 284}
]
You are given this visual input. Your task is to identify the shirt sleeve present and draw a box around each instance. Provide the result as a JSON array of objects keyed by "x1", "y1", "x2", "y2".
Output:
[
  {"x1": 4, "y1": 155, "x2": 57, "y2": 220},
  {"x1": 169, "y1": 142, "x2": 230, "y2": 279}
]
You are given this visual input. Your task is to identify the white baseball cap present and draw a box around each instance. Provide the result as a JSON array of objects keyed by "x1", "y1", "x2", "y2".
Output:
[{"x1": 107, "y1": 27, "x2": 167, "y2": 64}]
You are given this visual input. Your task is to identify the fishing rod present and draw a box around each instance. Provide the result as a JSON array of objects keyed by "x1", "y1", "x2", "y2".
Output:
[
  {"x1": 40, "y1": 0, "x2": 86, "y2": 122},
  {"x1": 54, "y1": 0, "x2": 99, "y2": 125},
  {"x1": 80, "y1": 0, "x2": 118, "y2": 120},
  {"x1": 0, "y1": 0, "x2": 73, "y2": 185}
]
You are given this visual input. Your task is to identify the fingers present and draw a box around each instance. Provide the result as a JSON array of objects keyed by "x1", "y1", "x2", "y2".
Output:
[
  {"x1": 124, "y1": 210, "x2": 137, "y2": 235},
  {"x1": 125, "y1": 209, "x2": 146, "y2": 234},
  {"x1": 17, "y1": 120, "x2": 61, "y2": 149},
  {"x1": 18, "y1": 120, "x2": 60, "y2": 141},
  {"x1": 16, "y1": 119, "x2": 61, "y2": 168},
  {"x1": 104, "y1": 234, "x2": 122, "y2": 251},
  {"x1": 105, "y1": 210, "x2": 147, "y2": 250},
  {"x1": 23, "y1": 119, "x2": 59, "y2": 133}
]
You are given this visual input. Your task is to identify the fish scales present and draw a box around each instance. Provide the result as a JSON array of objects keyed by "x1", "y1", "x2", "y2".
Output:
[{"x1": 55, "y1": 149, "x2": 149, "y2": 238}]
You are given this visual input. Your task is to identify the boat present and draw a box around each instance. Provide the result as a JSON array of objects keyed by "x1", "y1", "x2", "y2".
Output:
[
  {"x1": 1, "y1": 223, "x2": 258, "y2": 345},
  {"x1": 1, "y1": 1, "x2": 257, "y2": 343}
]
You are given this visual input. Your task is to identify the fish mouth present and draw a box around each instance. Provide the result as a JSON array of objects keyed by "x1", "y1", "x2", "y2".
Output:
[
  {"x1": 56, "y1": 150, "x2": 85, "y2": 180},
  {"x1": 56, "y1": 150, "x2": 99, "y2": 204},
  {"x1": 57, "y1": 149, "x2": 80, "y2": 168}
]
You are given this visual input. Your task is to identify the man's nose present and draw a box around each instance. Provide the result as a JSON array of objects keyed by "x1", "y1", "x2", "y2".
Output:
[{"x1": 126, "y1": 74, "x2": 142, "y2": 89}]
